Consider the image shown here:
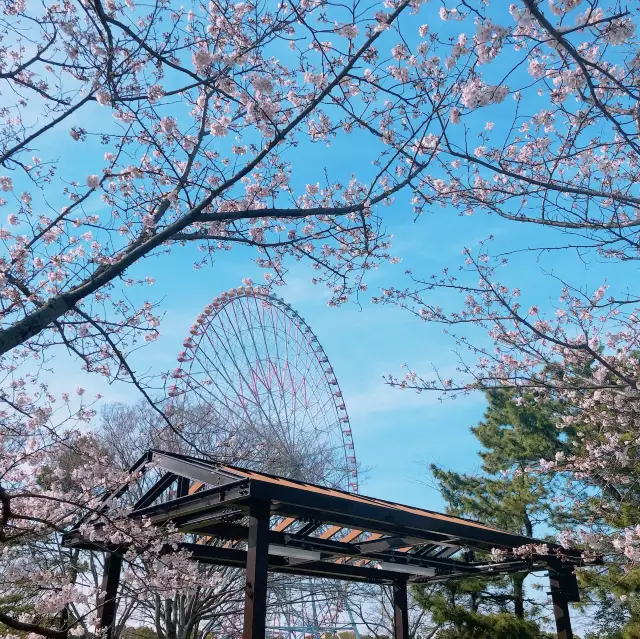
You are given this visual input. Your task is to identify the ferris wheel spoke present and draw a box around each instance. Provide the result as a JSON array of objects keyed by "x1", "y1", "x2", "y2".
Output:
[
  {"x1": 200, "y1": 314, "x2": 283, "y2": 440},
  {"x1": 267, "y1": 306, "x2": 300, "y2": 452},
  {"x1": 189, "y1": 342, "x2": 263, "y2": 424},
  {"x1": 185, "y1": 366, "x2": 278, "y2": 464},
  {"x1": 177, "y1": 372, "x2": 259, "y2": 450},
  {"x1": 279, "y1": 315, "x2": 308, "y2": 448},
  {"x1": 262, "y1": 301, "x2": 299, "y2": 446},
  {"x1": 225, "y1": 301, "x2": 291, "y2": 436},
  {"x1": 240, "y1": 297, "x2": 295, "y2": 450},
  {"x1": 242, "y1": 298, "x2": 295, "y2": 454},
  {"x1": 267, "y1": 302, "x2": 319, "y2": 442}
]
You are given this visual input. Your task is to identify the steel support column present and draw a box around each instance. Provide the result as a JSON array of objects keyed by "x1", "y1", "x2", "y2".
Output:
[
  {"x1": 393, "y1": 578, "x2": 409, "y2": 639},
  {"x1": 177, "y1": 476, "x2": 190, "y2": 497},
  {"x1": 243, "y1": 500, "x2": 270, "y2": 639},
  {"x1": 549, "y1": 572, "x2": 574, "y2": 639},
  {"x1": 96, "y1": 552, "x2": 122, "y2": 639}
]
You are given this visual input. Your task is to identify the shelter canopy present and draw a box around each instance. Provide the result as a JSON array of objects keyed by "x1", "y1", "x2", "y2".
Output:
[{"x1": 65, "y1": 449, "x2": 584, "y2": 639}]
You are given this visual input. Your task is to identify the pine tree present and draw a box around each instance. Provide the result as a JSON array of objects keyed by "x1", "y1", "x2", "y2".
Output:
[
  {"x1": 415, "y1": 389, "x2": 567, "y2": 635},
  {"x1": 418, "y1": 386, "x2": 640, "y2": 637}
]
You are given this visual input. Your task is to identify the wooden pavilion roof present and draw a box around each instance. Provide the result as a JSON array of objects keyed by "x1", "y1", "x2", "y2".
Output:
[{"x1": 65, "y1": 449, "x2": 583, "y2": 587}]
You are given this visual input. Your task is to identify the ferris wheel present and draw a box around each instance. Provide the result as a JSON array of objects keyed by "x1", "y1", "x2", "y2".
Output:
[{"x1": 169, "y1": 285, "x2": 360, "y2": 637}]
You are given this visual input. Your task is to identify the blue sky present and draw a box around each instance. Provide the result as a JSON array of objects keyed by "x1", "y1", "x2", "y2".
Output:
[
  {"x1": 22, "y1": 1, "x2": 637, "y2": 525},
  {"x1": 47, "y1": 162, "x2": 632, "y2": 520}
]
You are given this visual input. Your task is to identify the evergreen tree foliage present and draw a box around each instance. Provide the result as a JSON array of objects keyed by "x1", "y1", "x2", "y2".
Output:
[
  {"x1": 415, "y1": 389, "x2": 566, "y2": 635},
  {"x1": 419, "y1": 387, "x2": 640, "y2": 637}
]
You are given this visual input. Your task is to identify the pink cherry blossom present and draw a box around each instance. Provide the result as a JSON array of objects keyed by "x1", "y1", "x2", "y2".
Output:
[
  {"x1": 210, "y1": 116, "x2": 231, "y2": 137},
  {"x1": 86, "y1": 175, "x2": 100, "y2": 189},
  {"x1": 95, "y1": 89, "x2": 111, "y2": 106},
  {"x1": 192, "y1": 48, "x2": 215, "y2": 73},
  {"x1": 337, "y1": 23, "x2": 359, "y2": 39}
]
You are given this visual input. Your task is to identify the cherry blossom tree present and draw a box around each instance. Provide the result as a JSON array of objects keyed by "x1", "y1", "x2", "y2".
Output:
[
  {"x1": 0, "y1": 0, "x2": 434, "y2": 381},
  {"x1": 96, "y1": 402, "x2": 251, "y2": 639},
  {"x1": 0, "y1": 427, "x2": 211, "y2": 639},
  {"x1": 0, "y1": 0, "x2": 434, "y2": 635},
  {"x1": 370, "y1": 0, "x2": 640, "y2": 576},
  {"x1": 2, "y1": 0, "x2": 640, "y2": 636}
]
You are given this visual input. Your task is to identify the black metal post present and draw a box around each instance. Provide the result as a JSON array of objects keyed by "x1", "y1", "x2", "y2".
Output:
[
  {"x1": 549, "y1": 572, "x2": 574, "y2": 639},
  {"x1": 243, "y1": 500, "x2": 270, "y2": 639},
  {"x1": 96, "y1": 552, "x2": 123, "y2": 639},
  {"x1": 393, "y1": 578, "x2": 409, "y2": 639},
  {"x1": 177, "y1": 476, "x2": 190, "y2": 497}
]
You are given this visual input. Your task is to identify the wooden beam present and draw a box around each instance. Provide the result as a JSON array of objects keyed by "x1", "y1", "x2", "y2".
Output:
[
  {"x1": 243, "y1": 501, "x2": 270, "y2": 639},
  {"x1": 188, "y1": 481, "x2": 204, "y2": 495},
  {"x1": 340, "y1": 529, "x2": 365, "y2": 543},
  {"x1": 319, "y1": 525, "x2": 342, "y2": 539},
  {"x1": 341, "y1": 532, "x2": 382, "y2": 565}
]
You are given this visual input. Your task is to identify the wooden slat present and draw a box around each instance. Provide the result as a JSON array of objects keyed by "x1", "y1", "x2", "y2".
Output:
[
  {"x1": 340, "y1": 529, "x2": 366, "y2": 544},
  {"x1": 319, "y1": 525, "x2": 342, "y2": 540},
  {"x1": 188, "y1": 481, "x2": 205, "y2": 495},
  {"x1": 353, "y1": 559, "x2": 373, "y2": 567},
  {"x1": 273, "y1": 517, "x2": 296, "y2": 532}
]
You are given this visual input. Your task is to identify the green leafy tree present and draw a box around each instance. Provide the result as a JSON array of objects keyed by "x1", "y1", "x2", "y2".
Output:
[
  {"x1": 414, "y1": 585, "x2": 553, "y2": 639},
  {"x1": 426, "y1": 390, "x2": 563, "y2": 611}
]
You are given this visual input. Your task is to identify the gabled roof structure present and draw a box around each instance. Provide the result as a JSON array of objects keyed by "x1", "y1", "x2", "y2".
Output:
[{"x1": 64, "y1": 449, "x2": 585, "y2": 639}]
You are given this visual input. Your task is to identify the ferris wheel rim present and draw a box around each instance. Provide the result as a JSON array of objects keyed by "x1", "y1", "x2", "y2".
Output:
[{"x1": 170, "y1": 285, "x2": 359, "y2": 494}]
